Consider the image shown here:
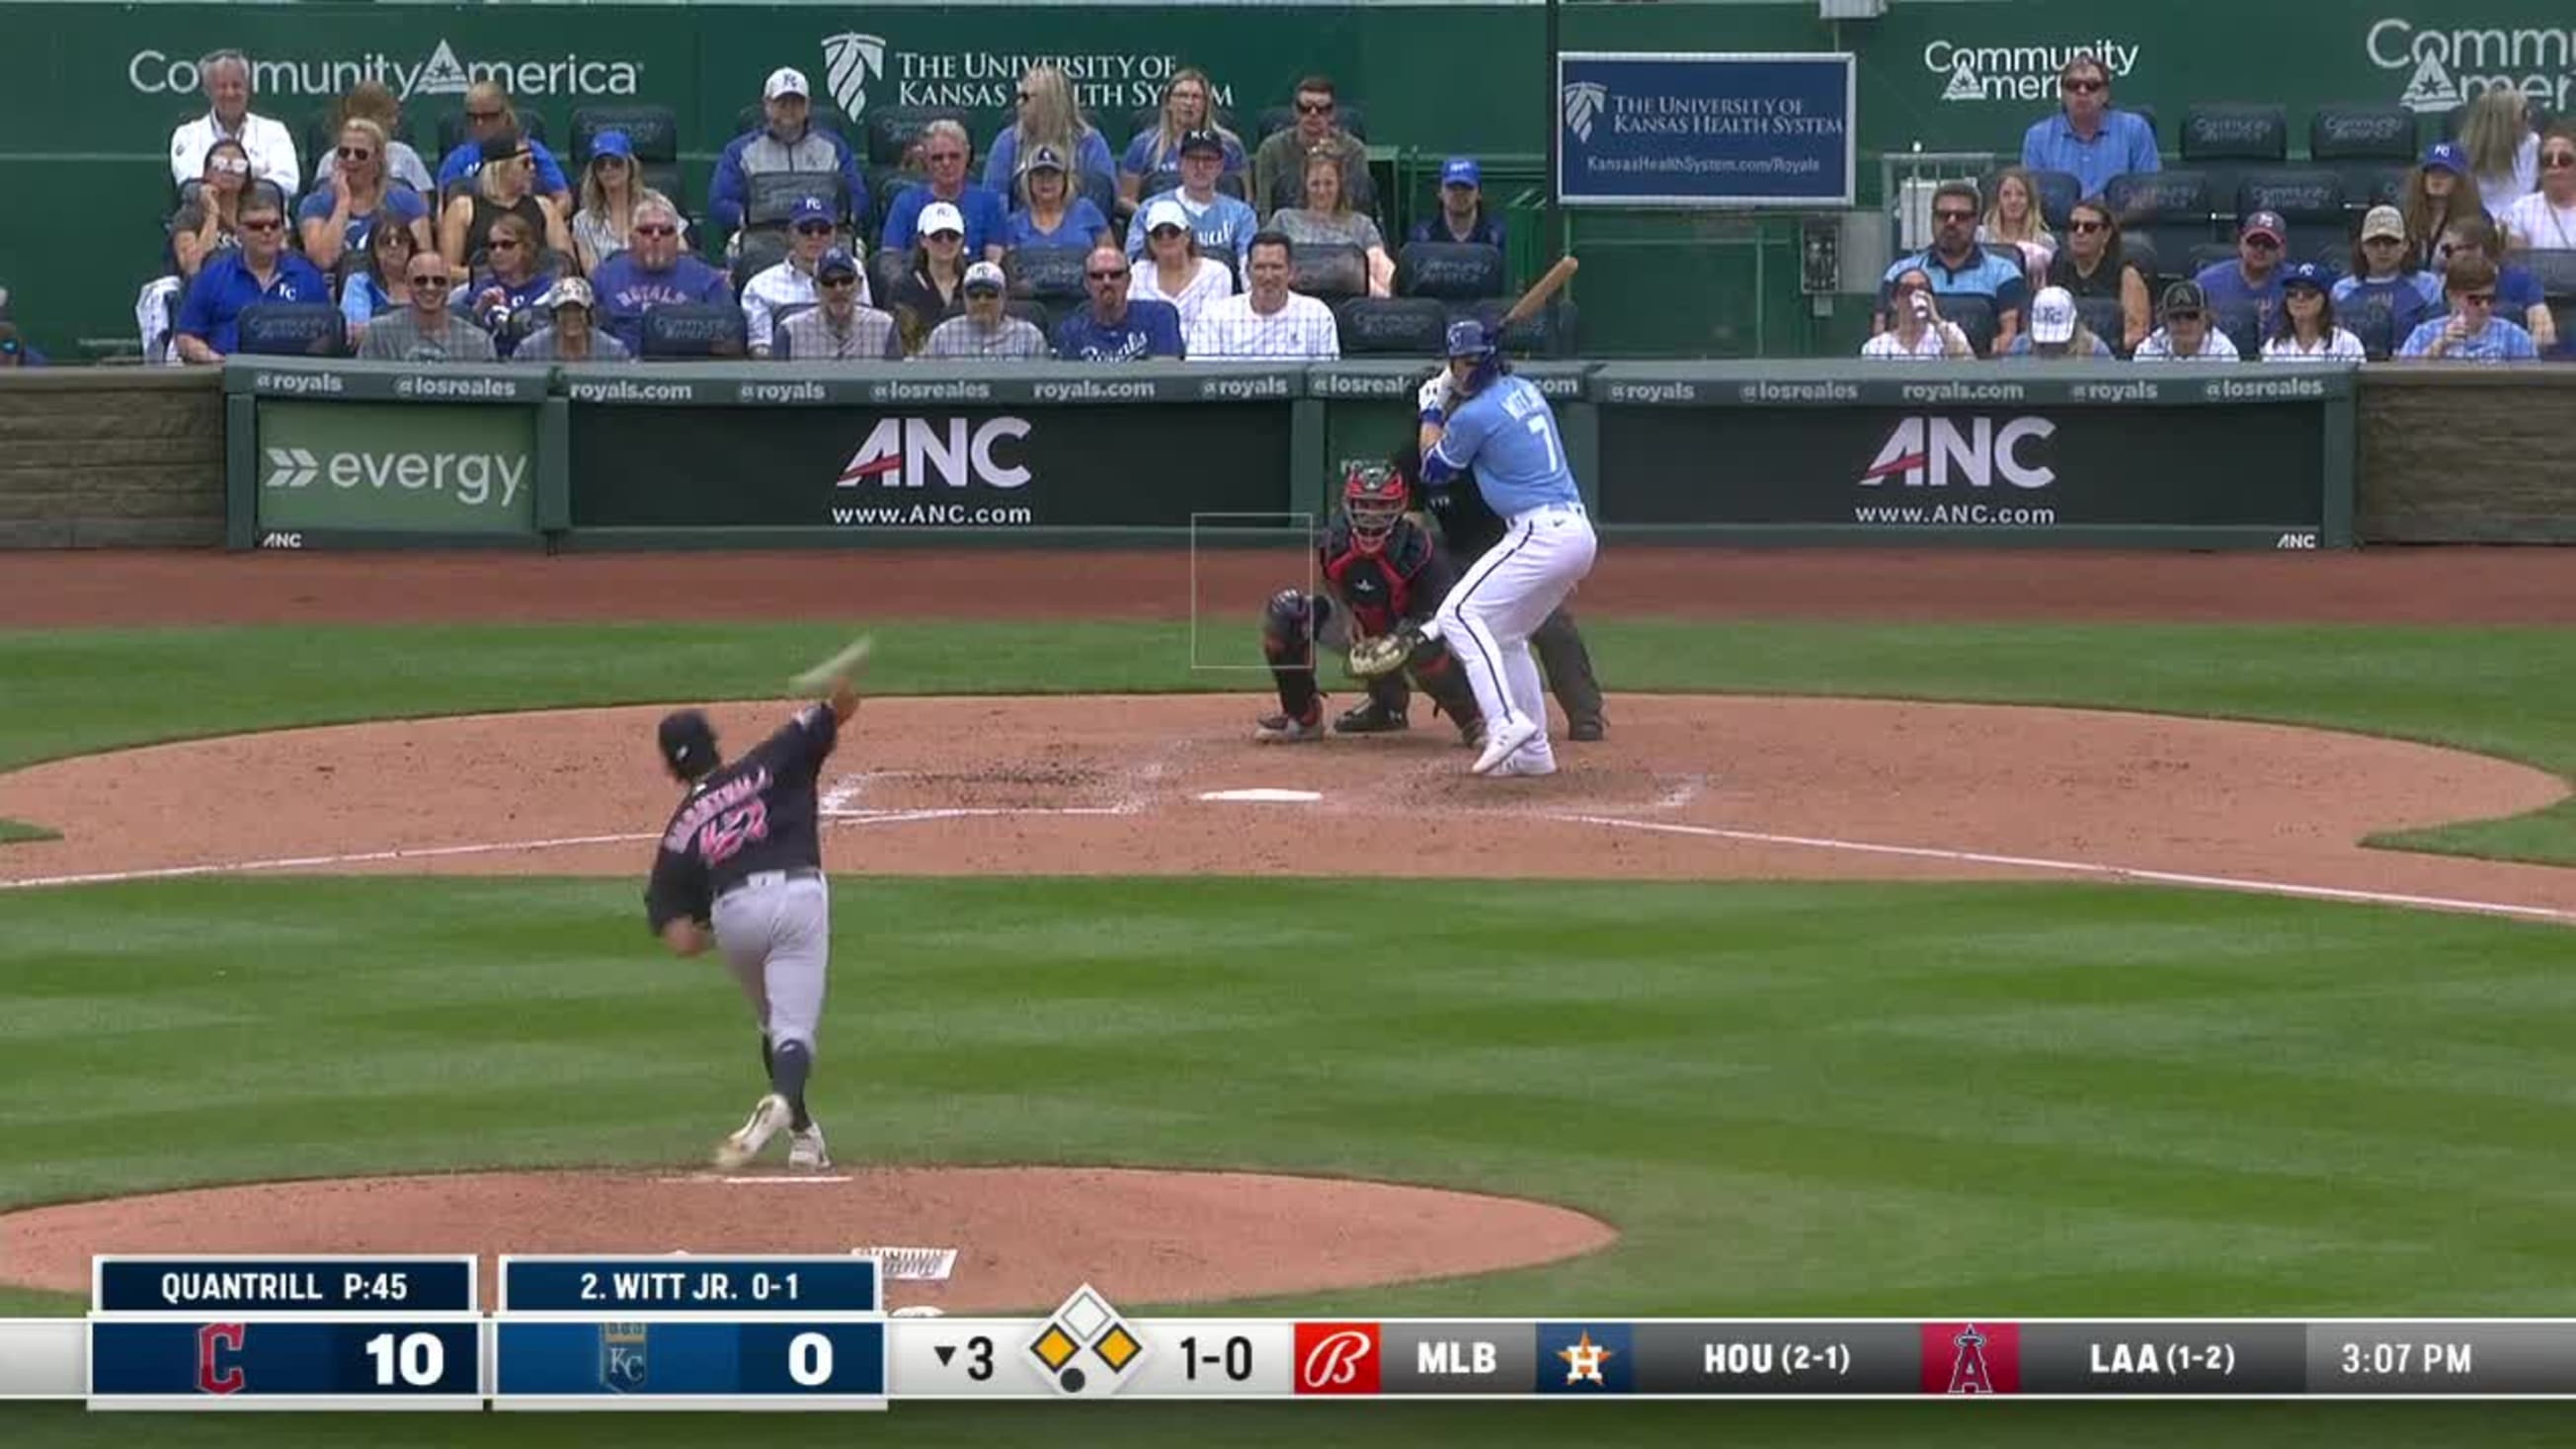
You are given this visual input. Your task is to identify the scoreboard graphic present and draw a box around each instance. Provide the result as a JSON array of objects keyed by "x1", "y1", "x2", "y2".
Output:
[{"x1": 17, "y1": 1255, "x2": 2576, "y2": 1407}]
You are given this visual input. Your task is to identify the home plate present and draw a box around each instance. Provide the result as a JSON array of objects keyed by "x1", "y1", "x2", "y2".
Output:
[{"x1": 1197, "y1": 788, "x2": 1323, "y2": 804}]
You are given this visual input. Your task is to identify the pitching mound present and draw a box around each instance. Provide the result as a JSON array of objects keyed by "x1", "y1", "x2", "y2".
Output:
[{"x1": 0, "y1": 1167, "x2": 1614, "y2": 1313}]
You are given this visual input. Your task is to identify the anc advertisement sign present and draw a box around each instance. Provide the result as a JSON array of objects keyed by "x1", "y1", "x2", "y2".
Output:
[{"x1": 255, "y1": 400, "x2": 537, "y2": 535}]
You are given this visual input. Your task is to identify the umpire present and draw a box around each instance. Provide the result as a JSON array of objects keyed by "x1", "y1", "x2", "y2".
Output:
[{"x1": 1391, "y1": 438, "x2": 1607, "y2": 740}]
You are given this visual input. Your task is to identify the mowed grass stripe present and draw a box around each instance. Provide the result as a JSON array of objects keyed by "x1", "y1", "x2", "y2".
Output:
[{"x1": 1, "y1": 875, "x2": 2569, "y2": 1329}]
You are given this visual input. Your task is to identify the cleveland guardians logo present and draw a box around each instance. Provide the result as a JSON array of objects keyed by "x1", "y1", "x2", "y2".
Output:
[
  {"x1": 1293, "y1": 1323, "x2": 1380, "y2": 1395},
  {"x1": 197, "y1": 1323, "x2": 247, "y2": 1396}
]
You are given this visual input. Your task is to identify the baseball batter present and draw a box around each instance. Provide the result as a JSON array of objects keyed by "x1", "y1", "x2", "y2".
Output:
[
  {"x1": 1254, "y1": 461, "x2": 1485, "y2": 745},
  {"x1": 644, "y1": 671, "x2": 861, "y2": 1171},
  {"x1": 1418, "y1": 319, "x2": 1599, "y2": 777}
]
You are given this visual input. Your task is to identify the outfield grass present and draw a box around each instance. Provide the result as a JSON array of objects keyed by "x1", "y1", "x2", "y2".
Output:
[
  {"x1": 2, "y1": 876, "x2": 2572, "y2": 1444},
  {"x1": 2, "y1": 620, "x2": 2572, "y2": 862}
]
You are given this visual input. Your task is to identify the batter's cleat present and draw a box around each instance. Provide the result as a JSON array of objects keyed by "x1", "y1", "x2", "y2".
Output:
[
  {"x1": 1333, "y1": 698, "x2": 1409, "y2": 735},
  {"x1": 1472, "y1": 716, "x2": 1542, "y2": 775},
  {"x1": 1492, "y1": 752, "x2": 1559, "y2": 778},
  {"x1": 788, "y1": 1123, "x2": 832, "y2": 1171},
  {"x1": 713, "y1": 1092, "x2": 791, "y2": 1169},
  {"x1": 1569, "y1": 716, "x2": 1607, "y2": 743},
  {"x1": 1252, "y1": 705, "x2": 1326, "y2": 744}
]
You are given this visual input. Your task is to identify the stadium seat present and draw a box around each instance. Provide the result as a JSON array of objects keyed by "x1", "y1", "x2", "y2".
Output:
[
  {"x1": 731, "y1": 103, "x2": 855, "y2": 149},
  {"x1": 1929, "y1": 293, "x2": 1997, "y2": 356},
  {"x1": 869, "y1": 246, "x2": 911, "y2": 301},
  {"x1": 769, "y1": 300, "x2": 815, "y2": 355},
  {"x1": 872, "y1": 170, "x2": 926, "y2": 229},
  {"x1": 2215, "y1": 302, "x2": 2265, "y2": 359},
  {"x1": 1139, "y1": 164, "x2": 1182, "y2": 200},
  {"x1": 863, "y1": 106, "x2": 970, "y2": 168},
  {"x1": 1447, "y1": 299, "x2": 1578, "y2": 359},
  {"x1": 2023, "y1": 169, "x2": 2082, "y2": 230},
  {"x1": 2106, "y1": 170, "x2": 2221, "y2": 273},
  {"x1": 639, "y1": 162, "x2": 688, "y2": 212},
  {"x1": 1003, "y1": 299, "x2": 1051, "y2": 333},
  {"x1": 1004, "y1": 245, "x2": 1089, "y2": 302},
  {"x1": 2181, "y1": 105, "x2": 2287, "y2": 222},
  {"x1": 1256, "y1": 104, "x2": 1367, "y2": 144},
  {"x1": 2551, "y1": 303, "x2": 2576, "y2": 357},
  {"x1": 1269, "y1": 168, "x2": 1379, "y2": 220},
  {"x1": 746, "y1": 171, "x2": 849, "y2": 227},
  {"x1": 436, "y1": 108, "x2": 547, "y2": 162},
  {"x1": 730, "y1": 227, "x2": 792, "y2": 292},
  {"x1": 2236, "y1": 169, "x2": 2352, "y2": 259},
  {"x1": 1287, "y1": 242, "x2": 1368, "y2": 301},
  {"x1": 1395, "y1": 242, "x2": 1506, "y2": 300},
  {"x1": 234, "y1": 302, "x2": 347, "y2": 358},
  {"x1": 2120, "y1": 232, "x2": 2165, "y2": 286},
  {"x1": 2309, "y1": 105, "x2": 2418, "y2": 161},
  {"x1": 1214, "y1": 173, "x2": 1248, "y2": 202},
  {"x1": 2184, "y1": 242, "x2": 2239, "y2": 276},
  {"x1": 2073, "y1": 294, "x2": 2129, "y2": 356},
  {"x1": 1980, "y1": 243, "x2": 2030, "y2": 272},
  {"x1": 2524, "y1": 249, "x2": 2576, "y2": 300},
  {"x1": 641, "y1": 302, "x2": 748, "y2": 360},
  {"x1": 1334, "y1": 296, "x2": 1448, "y2": 355},
  {"x1": 571, "y1": 105, "x2": 681, "y2": 164},
  {"x1": 1075, "y1": 171, "x2": 1118, "y2": 226}
]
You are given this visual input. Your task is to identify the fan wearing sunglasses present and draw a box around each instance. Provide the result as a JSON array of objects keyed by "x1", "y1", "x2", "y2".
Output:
[
  {"x1": 743, "y1": 196, "x2": 862, "y2": 359},
  {"x1": 299, "y1": 118, "x2": 432, "y2": 273},
  {"x1": 2018, "y1": 53, "x2": 2158, "y2": 200},
  {"x1": 2133, "y1": 280, "x2": 2241, "y2": 362},
  {"x1": 2044, "y1": 198, "x2": 2150, "y2": 351},
  {"x1": 1875, "y1": 180, "x2": 2026, "y2": 356},
  {"x1": 1250, "y1": 75, "x2": 1367, "y2": 223},
  {"x1": 2398, "y1": 255, "x2": 2540, "y2": 361},
  {"x1": 2500, "y1": 124, "x2": 2576, "y2": 251}
]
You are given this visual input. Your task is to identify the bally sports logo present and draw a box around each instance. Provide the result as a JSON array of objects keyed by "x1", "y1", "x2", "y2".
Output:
[
  {"x1": 1860, "y1": 417, "x2": 2056, "y2": 490},
  {"x1": 1294, "y1": 1323, "x2": 1380, "y2": 1395},
  {"x1": 838, "y1": 416, "x2": 1032, "y2": 490}
]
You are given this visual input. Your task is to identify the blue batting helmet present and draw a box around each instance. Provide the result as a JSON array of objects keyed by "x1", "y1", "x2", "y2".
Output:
[{"x1": 1443, "y1": 318, "x2": 1505, "y2": 396}]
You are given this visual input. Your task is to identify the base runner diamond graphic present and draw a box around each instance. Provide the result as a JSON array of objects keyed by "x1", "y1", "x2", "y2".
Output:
[{"x1": 1025, "y1": 1283, "x2": 1149, "y2": 1398}]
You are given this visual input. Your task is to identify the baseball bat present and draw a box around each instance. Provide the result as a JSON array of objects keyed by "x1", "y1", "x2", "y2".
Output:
[
  {"x1": 788, "y1": 633, "x2": 874, "y2": 696},
  {"x1": 1501, "y1": 255, "x2": 1580, "y2": 331}
]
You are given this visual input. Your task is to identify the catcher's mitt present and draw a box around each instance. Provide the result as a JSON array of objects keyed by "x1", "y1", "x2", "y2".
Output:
[{"x1": 1347, "y1": 624, "x2": 1419, "y2": 679}]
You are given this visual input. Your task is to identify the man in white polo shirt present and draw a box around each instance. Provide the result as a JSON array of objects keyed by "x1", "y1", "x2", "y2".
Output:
[
  {"x1": 1183, "y1": 229, "x2": 1339, "y2": 360},
  {"x1": 168, "y1": 49, "x2": 301, "y2": 199}
]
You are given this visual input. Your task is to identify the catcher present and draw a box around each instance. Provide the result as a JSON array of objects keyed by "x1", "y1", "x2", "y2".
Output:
[{"x1": 1253, "y1": 460, "x2": 1485, "y2": 745}]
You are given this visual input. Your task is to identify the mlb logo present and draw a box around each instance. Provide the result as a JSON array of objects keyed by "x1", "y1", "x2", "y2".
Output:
[
  {"x1": 1535, "y1": 1323, "x2": 1633, "y2": 1394},
  {"x1": 1920, "y1": 1322, "x2": 2020, "y2": 1395},
  {"x1": 1293, "y1": 1323, "x2": 1381, "y2": 1395},
  {"x1": 601, "y1": 1323, "x2": 650, "y2": 1394}
]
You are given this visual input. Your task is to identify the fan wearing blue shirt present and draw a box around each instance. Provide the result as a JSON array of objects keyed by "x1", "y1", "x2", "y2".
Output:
[
  {"x1": 1052, "y1": 246, "x2": 1184, "y2": 360},
  {"x1": 2398, "y1": 255, "x2": 2540, "y2": 360},
  {"x1": 1004, "y1": 145, "x2": 1113, "y2": 250},
  {"x1": 591, "y1": 198, "x2": 735, "y2": 354},
  {"x1": 1408, "y1": 157, "x2": 1506, "y2": 249},
  {"x1": 172, "y1": 192, "x2": 331, "y2": 362},
  {"x1": 2019, "y1": 53, "x2": 2159, "y2": 198},
  {"x1": 1879, "y1": 180, "x2": 2028, "y2": 354},
  {"x1": 880, "y1": 120, "x2": 1010, "y2": 260},
  {"x1": 1122, "y1": 129, "x2": 1259, "y2": 274},
  {"x1": 433, "y1": 83, "x2": 572, "y2": 201},
  {"x1": 2193, "y1": 210, "x2": 2292, "y2": 339}
]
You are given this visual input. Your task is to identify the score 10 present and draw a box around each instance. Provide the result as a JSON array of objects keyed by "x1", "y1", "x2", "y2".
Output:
[
  {"x1": 495, "y1": 1318, "x2": 887, "y2": 1409},
  {"x1": 87, "y1": 1318, "x2": 482, "y2": 1409}
]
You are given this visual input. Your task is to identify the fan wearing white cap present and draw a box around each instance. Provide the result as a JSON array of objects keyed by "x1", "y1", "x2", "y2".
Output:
[
  {"x1": 923, "y1": 261, "x2": 1049, "y2": 360},
  {"x1": 1129, "y1": 196, "x2": 1236, "y2": 328},
  {"x1": 2003, "y1": 286, "x2": 2111, "y2": 359},
  {"x1": 880, "y1": 121, "x2": 1010, "y2": 260},
  {"x1": 515, "y1": 276, "x2": 631, "y2": 362},
  {"x1": 884, "y1": 200, "x2": 974, "y2": 353},
  {"x1": 709, "y1": 64, "x2": 867, "y2": 239}
]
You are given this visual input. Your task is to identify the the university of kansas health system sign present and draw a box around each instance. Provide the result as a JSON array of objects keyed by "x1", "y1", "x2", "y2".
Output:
[{"x1": 1557, "y1": 51, "x2": 1855, "y2": 207}]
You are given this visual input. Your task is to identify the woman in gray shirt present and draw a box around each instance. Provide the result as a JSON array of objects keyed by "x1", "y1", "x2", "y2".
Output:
[{"x1": 1270, "y1": 151, "x2": 1393, "y2": 297}]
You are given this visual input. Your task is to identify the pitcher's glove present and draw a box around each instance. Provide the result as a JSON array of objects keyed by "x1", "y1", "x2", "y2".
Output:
[{"x1": 1348, "y1": 622, "x2": 1422, "y2": 679}]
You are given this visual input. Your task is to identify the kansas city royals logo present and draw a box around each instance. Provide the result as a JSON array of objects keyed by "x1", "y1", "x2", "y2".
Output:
[
  {"x1": 822, "y1": 33, "x2": 889, "y2": 116},
  {"x1": 602, "y1": 1323, "x2": 650, "y2": 1393},
  {"x1": 1561, "y1": 82, "x2": 1608, "y2": 144}
]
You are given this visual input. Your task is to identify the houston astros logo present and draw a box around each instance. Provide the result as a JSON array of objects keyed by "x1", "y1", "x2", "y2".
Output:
[
  {"x1": 1558, "y1": 1329, "x2": 1615, "y2": 1386},
  {"x1": 1561, "y1": 82, "x2": 1607, "y2": 143}
]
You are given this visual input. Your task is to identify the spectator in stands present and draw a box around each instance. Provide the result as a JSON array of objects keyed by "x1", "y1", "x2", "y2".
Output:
[
  {"x1": 985, "y1": 64, "x2": 1116, "y2": 200},
  {"x1": 1005, "y1": 145, "x2": 1112, "y2": 250},
  {"x1": 1055, "y1": 244, "x2": 1183, "y2": 361},
  {"x1": 881, "y1": 121, "x2": 1009, "y2": 260},
  {"x1": 1185, "y1": 229, "x2": 1338, "y2": 360},
  {"x1": 0, "y1": 322, "x2": 33, "y2": 368},
  {"x1": 170, "y1": 138, "x2": 254, "y2": 283},
  {"x1": 339, "y1": 219, "x2": 419, "y2": 351},
  {"x1": 2045, "y1": 198, "x2": 2149, "y2": 352},
  {"x1": 2502, "y1": 124, "x2": 2576, "y2": 251},
  {"x1": 1978, "y1": 166, "x2": 2055, "y2": 279},
  {"x1": 1252, "y1": 76, "x2": 1368, "y2": 223},
  {"x1": 2260, "y1": 263, "x2": 2365, "y2": 362},
  {"x1": 316, "y1": 80, "x2": 433, "y2": 196},
  {"x1": 1409, "y1": 157, "x2": 1505, "y2": 249},
  {"x1": 2436, "y1": 214, "x2": 2553, "y2": 349},
  {"x1": 462, "y1": 212, "x2": 562, "y2": 357},
  {"x1": 2133, "y1": 280, "x2": 2240, "y2": 361},
  {"x1": 2399, "y1": 254, "x2": 2539, "y2": 361},
  {"x1": 1126, "y1": 129, "x2": 1259, "y2": 274},
  {"x1": 172, "y1": 191, "x2": 328, "y2": 363},
  {"x1": 299, "y1": 119, "x2": 432, "y2": 274},
  {"x1": 592, "y1": 197, "x2": 734, "y2": 354},
  {"x1": 434, "y1": 82, "x2": 571, "y2": 201},
  {"x1": 1273, "y1": 152, "x2": 1394, "y2": 296},
  {"x1": 1131, "y1": 198, "x2": 1234, "y2": 329},
  {"x1": 886, "y1": 201, "x2": 973, "y2": 354},
  {"x1": 2402, "y1": 142, "x2": 2479, "y2": 273},
  {"x1": 571, "y1": 132, "x2": 685, "y2": 277},
  {"x1": 1880, "y1": 180, "x2": 2025, "y2": 354},
  {"x1": 1860, "y1": 270, "x2": 1972, "y2": 359},
  {"x1": 709, "y1": 66, "x2": 868, "y2": 240},
  {"x1": 2003, "y1": 285, "x2": 2110, "y2": 358},
  {"x1": 2194, "y1": 210, "x2": 2289, "y2": 339},
  {"x1": 514, "y1": 277, "x2": 629, "y2": 362},
  {"x1": 1119, "y1": 68, "x2": 1245, "y2": 223},
  {"x1": 924, "y1": 261, "x2": 1050, "y2": 360},
  {"x1": 2336, "y1": 205, "x2": 2443, "y2": 345},
  {"x1": 357, "y1": 248, "x2": 497, "y2": 362},
  {"x1": 743, "y1": 196, "x2": 857, "y2": 358},
  {"x1": 169, "y1": 50, "x2": 300, "y2": 200},
  {"x1": 778, "y1": 248, "x2": 901, "y2": 360},
  {"x1": 2458, "y1": 88, "x2": 2539, "y2": 219},
  {"x1": 2018, "y1": 53, "x2": 2156, "y2": 199},
  {"x1": 441, "y1": 129, "x2": 569, "y2": 273}
]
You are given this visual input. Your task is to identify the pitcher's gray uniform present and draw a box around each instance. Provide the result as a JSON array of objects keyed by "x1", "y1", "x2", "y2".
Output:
[{"x1": 646, "y1": 698, "x2": 847, "y2": 1170}]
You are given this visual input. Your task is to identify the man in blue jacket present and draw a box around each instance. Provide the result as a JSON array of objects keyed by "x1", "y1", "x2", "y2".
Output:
[
  {"x1": 708, "y1": 66, "x2": 868, "y2": 240},
  {"x1": 434, "y1": 81, "x2": 572, "y2": 203},
  {"x1": 172, "y1": 191, "x2": 331, "y2": 362},
  {"x1": 1053, "y1": 245, "x2": 1183, "y2": 360},
  {"x1": 592, "y1": 197, "x2": 736, "y2": 354}
]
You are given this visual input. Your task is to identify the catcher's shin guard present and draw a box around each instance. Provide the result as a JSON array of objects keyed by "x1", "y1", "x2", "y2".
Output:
[
  {"x1": 1261, "y1": 588, "x2": 1324, "y2": 721},
  {"x1": 1408, "y1": 642, "x2": 1484, "y2": 737}
]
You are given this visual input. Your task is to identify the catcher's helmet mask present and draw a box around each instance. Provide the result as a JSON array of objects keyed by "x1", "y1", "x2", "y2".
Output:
[{"x1": 1342, "y1": 462, "x2": 1408, "y2": 554}]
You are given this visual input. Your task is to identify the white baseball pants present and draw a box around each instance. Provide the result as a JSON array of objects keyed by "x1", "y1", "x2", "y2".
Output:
[{"x1": 1434, "y1": 502, "x2": 1598, "y2": 768}]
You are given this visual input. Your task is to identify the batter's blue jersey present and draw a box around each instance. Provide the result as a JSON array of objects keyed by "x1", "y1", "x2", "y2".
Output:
[{"x1": 1428, "y1": 375, "x2": 1579, "y2": 517}]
